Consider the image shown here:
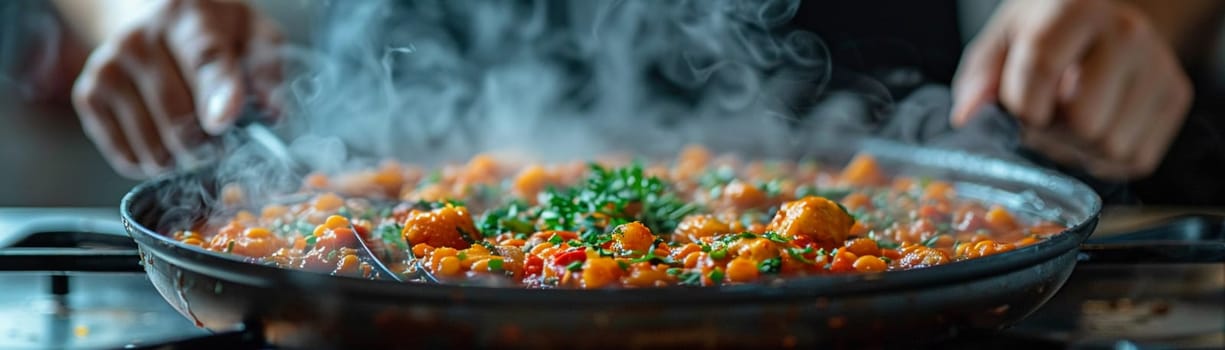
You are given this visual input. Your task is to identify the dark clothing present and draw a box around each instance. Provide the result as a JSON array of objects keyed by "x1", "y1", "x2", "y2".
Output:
[{"x1": 792, "y1": 0, "x2": 963, "y2": 86}]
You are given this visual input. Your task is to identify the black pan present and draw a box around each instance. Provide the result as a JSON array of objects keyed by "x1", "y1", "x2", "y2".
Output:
[{"x1": 121, "y1": 139, "x2": 1110, "y2": 349}]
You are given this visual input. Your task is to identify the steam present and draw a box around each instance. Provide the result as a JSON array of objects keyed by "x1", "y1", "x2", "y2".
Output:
[{"x1": 274, "y1": 0, "x2": 833, "y2": 169}]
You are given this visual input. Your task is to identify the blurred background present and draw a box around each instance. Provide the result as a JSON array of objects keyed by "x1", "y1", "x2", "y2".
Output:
[
  {"x1": 3, "y1": 0, "x2": 1225, "y2": 206},
  {"x1": 0, "y1": 0, "x2": 313, "y2": 206}
]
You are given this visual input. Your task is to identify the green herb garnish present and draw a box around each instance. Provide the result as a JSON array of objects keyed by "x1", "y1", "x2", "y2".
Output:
[
  {"x1": 378, "y1": 224, "x2": 406, "y2": 250},
  {"x1": 786, "y1": 246, "x2": 815, "y2": 264},
  {"x1": 758, "y1": 257, "x2": 781, "y2": 273},
  {"x1": 762, "y1": 231, "x2": 789, "y2": 243},
  {"x1": 757, "y1": 179, "x2": 783, "y2": 198},
  {"x1": 708, "y1": 269, "x2": 725, "y2": 284},
  {"x1": 921, "y1": 235, "x2": 942, "y2": 247},
  {"x1": 566, "y1": 261, "x2": 584, "y2": 272},
  {"x1": 677, "y1": 271, "x2": 702, "y2": 285}
]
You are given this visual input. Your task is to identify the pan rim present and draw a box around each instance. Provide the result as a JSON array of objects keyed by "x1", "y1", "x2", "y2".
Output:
[{"x1": 120, "y1": 139, "x2": 1101, "y2": 305}]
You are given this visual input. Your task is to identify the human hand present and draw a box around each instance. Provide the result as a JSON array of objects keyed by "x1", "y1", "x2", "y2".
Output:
[
  {"x1": 71, "y1": 0, "x2": 283, "y2": 178},
  {"x1": 951, "y1": 0, "x2": 1192, "y2": 180}
]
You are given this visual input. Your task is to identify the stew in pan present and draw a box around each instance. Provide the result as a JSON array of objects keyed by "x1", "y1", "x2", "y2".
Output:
[{"x1": 170, "y1": 146, "x2": 1066, "y2": 288}]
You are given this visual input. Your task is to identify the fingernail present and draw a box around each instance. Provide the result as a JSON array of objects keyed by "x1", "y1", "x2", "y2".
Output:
[
  {"x1": 204, "y1": 78, "x2": 238, "y2": 134},
  {"x1": 949, "y1": 82, "x2": 981, "y2": 128},
  {"x1": 950, "y1": 99, "x2": 970, "y2": 128}
]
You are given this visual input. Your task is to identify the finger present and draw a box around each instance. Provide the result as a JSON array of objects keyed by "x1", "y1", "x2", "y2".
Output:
[
  {"x1": 73, "y1": 52, "x2": 143, "y2": 178},
  {"x1": 1025, "y1": 127, "x2": 1133, "y2": 179},
  {"x1": 1107, "y1": 59, "x2": 1190, "y2": 177},
  {"x1": 119, "y1": 30, "x2": 211, "y2": 169},
  {"x1": 999, "y1": 1, "x2": 1106, "y2": 127},
  {"x1": 951, "y1": 27, "x2": 1008, "y2": 127},
  {"x1": 1055, "y1": 33, "x2": 1134, "y2": 144},
  {"x1": 1131, "y1": 82, "x2": 1190, "y2": 176},
  {"x1": 112, "y1": 74, "x2": 174, "y2": 176},
  {"x1": 144, "y1": 35, "x2": 212, "y2": 161},
  {"x1": 1023, "y1": 127, "x2": 1093, "y2": 166},
  {"x1": 164, "y1": 1, "x2": 247, "y2": 135}
]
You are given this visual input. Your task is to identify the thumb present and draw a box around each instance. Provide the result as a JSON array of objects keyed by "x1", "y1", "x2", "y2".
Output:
[
  {"x1": 951, "y1": 33, "x2": 1008, "y2": 127},
  {"x1": 195, "y1": 60, "x2": 246, "y2": 135}
]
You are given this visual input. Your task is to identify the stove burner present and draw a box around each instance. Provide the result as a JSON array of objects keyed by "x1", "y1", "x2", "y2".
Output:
[{"x1": 0, "y1": 209, "x2": 1221, "y2": 349}]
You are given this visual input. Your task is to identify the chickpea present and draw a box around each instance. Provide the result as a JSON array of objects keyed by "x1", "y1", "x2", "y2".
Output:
[
  {"x1": 839, "y1": 154, "x2": 885, "y2": 186},
  {"x1": 675, "y1": 215, "x2": 731, "y2": 242},
  {"x1": 843, "y1": 238, "x2": 880, "y2": 257},
  {"x1": 725, "y1": 257, "x2": 759, "y2": 283},
  {"x1": 723, "y1": 179, "x2": 767, "y2": 209},
  {"x1": 581, "y1": 257, "x2": 623, "y2": 289},
  {"x1": 984, "y1": 205, "x2": 1019, "y2": 233},
  {"x1": 314, "y1": 193, "x2": 345, "y2": 212},
  {"x1": 613, "y1": 222, "x2": 655, "y2": 254},
  {"x1": 852, "y1": 256, "x2": 887, "y2": 272},
  {"x1": 437, "y1": 256, "x2": 461, "y2": 276}
]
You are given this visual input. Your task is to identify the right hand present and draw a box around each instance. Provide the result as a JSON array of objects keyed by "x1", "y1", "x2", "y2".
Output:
[{"x1": 72, "y1": 0, "x2": 283, "y2": 178}]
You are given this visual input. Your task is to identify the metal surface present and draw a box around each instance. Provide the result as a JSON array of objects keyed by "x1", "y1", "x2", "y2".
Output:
[
  {"x1": 118, "y1": 139, "x2": 1109, "y2": 348},
  {"x1": 0, "y1": 213, "x2": 208, "y2": 350}
]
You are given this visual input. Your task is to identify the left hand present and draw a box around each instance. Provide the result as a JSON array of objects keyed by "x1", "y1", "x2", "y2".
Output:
[{"x1": 951, "y1": 0, "x2": 1192, "y2": 180}]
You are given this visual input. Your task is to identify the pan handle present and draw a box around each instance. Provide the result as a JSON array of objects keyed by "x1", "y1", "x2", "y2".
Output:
[
  {"x1": 1077, "y1": 214, "x2": 1225, "y2": 264},
  {"x1": 1077, "y1": 242, "x2": 1225, "y2": 264}
]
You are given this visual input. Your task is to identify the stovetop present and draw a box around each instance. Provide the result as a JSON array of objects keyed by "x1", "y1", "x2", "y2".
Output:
[{"x1": 0, "y1": 208, "x2": 1221, "y2": 349}]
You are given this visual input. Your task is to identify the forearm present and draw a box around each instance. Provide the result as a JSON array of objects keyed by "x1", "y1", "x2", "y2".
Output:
[{"x1": 52, "y1": 0, "x2": 155, "y2": 48}]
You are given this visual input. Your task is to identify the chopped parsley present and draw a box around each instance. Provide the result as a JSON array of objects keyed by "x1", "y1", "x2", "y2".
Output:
[
  {"x1": 677, "y1": 271, "x2": 702, "y2": 286},
  {"x1": 758, "y1": 257, "x2": 781, "y2": 273},
  {"x1": 477, "y1": 201, "x2": 534, "y2": 237},
  {"x1": 378, "y1": 224, "x2": 406, "y2": 250},
  {"x1": 419, "y1": 170, "x2": 443, "y2": 187},
  {"x1": 936, "y1": 222, "x2": 953, "y2": 233},
  {"x1": 629, "y1": 248, "x2": 673, "y2": 264},
  {"x1": 531, "y1": 163, "x2": 701, "y2": 236},
  {"x1": 757, "y1": 179, "x2": 782, "y2": 198},
  {"x1": 707, "y1": 269, "x2": 725, "y2": 284},
  {"x1": 921, "y1": 235, "x2": 942, "y2": 247},
  {"x1": 548, "y1": 234, "x2": 564, "y2": 245},
  {"x1": 698, "y1": 167, "x2": 736, "y2": 189},
  {"x1": 876, "y1": 239, "x2": 901, "y2": 249},
  {"x1": 616, "y1": 260, "x2": 630, "y2": 270},
  {"x1": 762, "y1": 231, "x2": 789, "y2": 243},
  {"x1": 488, "y1": 258, "x2": 504, "y2": 271},
  {"x1": 565, "y1": 261, "x2": 583, "y2": 272},
  {"x1": 786, "y1": 246, "x2": 815, "y2": 264},
  {"x1": 718, "y1": 232, "x2": 758, "y2": 244}
]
